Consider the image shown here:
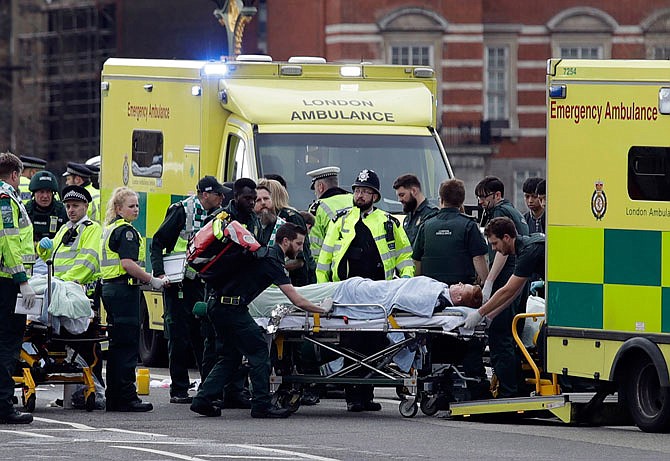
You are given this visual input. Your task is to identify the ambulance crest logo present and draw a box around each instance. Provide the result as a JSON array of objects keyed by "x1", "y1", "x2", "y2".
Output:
[{"x1": 591, "y1": 181, "x2": 607, "y2": 220}]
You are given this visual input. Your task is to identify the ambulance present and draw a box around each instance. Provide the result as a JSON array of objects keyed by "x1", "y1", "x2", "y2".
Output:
[
  {"x1": 98, "y1": 56, "x2": 453, "y2": 365},
  {"x1": 448, "y1": 59, "x2": 670, "y2": 433}
]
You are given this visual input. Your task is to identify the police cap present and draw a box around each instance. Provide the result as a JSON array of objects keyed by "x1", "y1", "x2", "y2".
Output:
[
  {"x1": 306, "y1": 166, "x2": 340, "y2": 190},
  {"x1": 62, "y1": 185, "x2": 92, "y2": 203},
  {"x1": 62, "y1": 162, "x2": 93, "y2": 179},
  {"x1": 351, "y1": 169, "x2": 381, "y2": 202},
  {"x1": 20, "y1": 155, "x2": 47, "y2": 170}
]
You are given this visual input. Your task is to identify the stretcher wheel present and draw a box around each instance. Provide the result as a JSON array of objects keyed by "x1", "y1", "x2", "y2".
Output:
[
  {"x1": 399, "y1": 398, "x2": 418, "y2": 418},
  {"x1": 85, "y1": 393, "x2": 96, "y2": 412},
  {"x1": 23, "y1": 394, "x2": 36, "y2": 413},
  {"x1": 420, "y1": 395, "x2": 439, "y2": 416}
]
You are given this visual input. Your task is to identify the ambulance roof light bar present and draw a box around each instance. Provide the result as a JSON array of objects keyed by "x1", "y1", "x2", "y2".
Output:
[
  {"x1": 288, "y1": 56, "x2": 327, "y2": 64},
  {"x1": 236, "y1": 54, "x2": 273, "y2": 62}
]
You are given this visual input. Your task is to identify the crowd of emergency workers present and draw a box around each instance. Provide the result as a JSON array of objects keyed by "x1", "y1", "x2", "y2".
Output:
[{"x1": 0, "y1": 150, "x2": 547, "y2": 423}]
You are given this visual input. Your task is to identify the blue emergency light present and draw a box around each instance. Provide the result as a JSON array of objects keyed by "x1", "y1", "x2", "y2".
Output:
[{"x1": 549, "y1": 85, "x2": 566, "y2": 99}]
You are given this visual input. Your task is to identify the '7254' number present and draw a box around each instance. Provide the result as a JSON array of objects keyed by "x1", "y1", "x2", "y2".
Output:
[{"x1": 563, "y1": 67, "x2": 577, "y2": 76}]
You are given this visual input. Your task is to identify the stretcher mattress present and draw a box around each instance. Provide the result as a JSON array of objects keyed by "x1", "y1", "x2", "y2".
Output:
[{"x1": 255, "y1": 307, "x2": 474, "y2": 333}]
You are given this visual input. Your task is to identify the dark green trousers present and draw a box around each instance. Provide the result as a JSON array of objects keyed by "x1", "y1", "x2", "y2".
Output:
[
  {"x1": 164, "y1": 279, "x2": 205, "y2": 397},
  {"x1": 194, "y1": 302, "x2": 270, "y2": 412},
  {"x1": 102, "y1": 282, "x2": 141, "y2": 406},
  {"x1": 0, "y1": 279, "x2": 24, "y2": 417},
  {"x1": 200, "y1": 316, "x2": 247, "y2": 399}
]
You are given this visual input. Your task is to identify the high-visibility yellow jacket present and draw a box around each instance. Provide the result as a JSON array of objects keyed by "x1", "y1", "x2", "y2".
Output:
[
  {"x1": 309, "y1": 190, "x2": 352, "y2": 260},
  {"x1": 38, "y1": 217, "x2": 102, "y2": 286},
  {"x1": 85, "y1": 184, "x2": 100, "y2": 223},
  {"x1": 0, "y1": 181, "x2": 31, "y2": 282},
  {"x1": 316, "y1": 206, "x2": 414, "y2": 282},
  {"x1": 100, "y1": 218, "x2": 145, "y2": 280}
]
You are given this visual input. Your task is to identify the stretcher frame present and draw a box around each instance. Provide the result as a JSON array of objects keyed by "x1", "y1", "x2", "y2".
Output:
[{"x1": 263, "y1": 302, "x2": 485, "y2": 417}]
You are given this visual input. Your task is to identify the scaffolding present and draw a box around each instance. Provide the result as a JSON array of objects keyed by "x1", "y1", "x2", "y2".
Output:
[{"x1": 11, "y1": 0, "x2": 116, "y2": 163}]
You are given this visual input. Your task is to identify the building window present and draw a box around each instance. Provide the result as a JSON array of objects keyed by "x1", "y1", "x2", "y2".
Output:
[
  {"x1": 653, "y1": 47, "x2": 670, "y2": 59},
  {"x1": 390, "y1": 45, "x2": 432, "y2": 66},
  {"x1": 559, "y1": 46, "x2": 603, "y2": 59},
  {"x1": 485, "y1": 46, "x2": 509, "y2": 121}
]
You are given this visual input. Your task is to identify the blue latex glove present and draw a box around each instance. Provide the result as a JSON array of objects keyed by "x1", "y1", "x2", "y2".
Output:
[
  {"x1": 530, "y1": 280, "x2": 544, "y2": 296},
  {"x1": 39, "y1": 237, "x2": 53, "y2": 250}
]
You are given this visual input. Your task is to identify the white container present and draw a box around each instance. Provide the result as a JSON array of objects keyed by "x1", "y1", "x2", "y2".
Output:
[
  {"x1": 161, "y1": 253, "x2": 187, "y2": 283},
  {"x1": 15, "y1": 294, "x2": 45, "y2": 315}
]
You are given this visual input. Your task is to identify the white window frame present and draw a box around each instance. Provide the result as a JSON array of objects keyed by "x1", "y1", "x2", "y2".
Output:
[
  {"x1": 558, "y1": 45, "x2": 603, "y2": 59},
  {"x1": 484, "y1": 45, "x2": 510, "y2": 122},
  {"x1": 389, "y1": 43, "x2": 433, "y2": 66},
  {"x1": 551, "y1": 34, "x2": 610, "y2": 60}
]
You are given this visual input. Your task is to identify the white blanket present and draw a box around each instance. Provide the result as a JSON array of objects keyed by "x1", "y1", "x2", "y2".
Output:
[{"x1": 28, "y1": 275, "x2": 93, "y2": 335}]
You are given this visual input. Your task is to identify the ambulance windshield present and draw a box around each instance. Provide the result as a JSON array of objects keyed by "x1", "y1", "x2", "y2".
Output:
[{"x1": 256, "y1": 133, "x2": 451, "y2": 212}]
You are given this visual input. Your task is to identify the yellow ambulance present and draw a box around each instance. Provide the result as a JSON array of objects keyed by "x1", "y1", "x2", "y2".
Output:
[
  {"x1": 99, "y1": 56, "x2": 453, "y2": 364},
  {"x1": 449, "y1": 59, "x2": 670, "y2": 433}
]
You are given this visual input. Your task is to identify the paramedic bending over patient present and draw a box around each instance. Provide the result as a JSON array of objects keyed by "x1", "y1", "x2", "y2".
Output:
[
  {"x1": 464, "y1": 217, "x2": 545, "y2": 329},
  {"x1": 101, "y1": 187, "x2": 167, "y2": 412}
]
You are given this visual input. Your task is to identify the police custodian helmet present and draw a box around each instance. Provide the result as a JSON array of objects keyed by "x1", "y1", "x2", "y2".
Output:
[
  {"x1": 351, "y1": 169, "x2": 381, "y2": 202},
  {"x1": 29, "y1": 170, "x2": 60, "y2": 194}
]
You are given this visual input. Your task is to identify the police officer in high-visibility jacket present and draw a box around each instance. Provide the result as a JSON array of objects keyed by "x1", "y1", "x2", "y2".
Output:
[
  {"x1": 63, "y1": 162, "x2": 99, "y2": 223},
  {"x1": 100, "y1": 187, "x2": 167, "y2": 412},
  {"x1": 18, "y1": 155, "x2": 47, "y2": 203},
  {"x1": 150, "y1": 176, "x2": 224, "y2": 405},
  {"x1": 0, "y1": 152, "x2": 36, "y2": 425},
  {"x1": 306, "y1": 166, "x2": 352, "y2": 261},
  {"x1": 316, "y1": 169, "x2": 414, "y2": 283},
  {"x1": 37, "y1": 185, "x2": 103, "y2": 383},
  {"x1": 316, "y1": 169, "x2": 414, "y2": 412}
]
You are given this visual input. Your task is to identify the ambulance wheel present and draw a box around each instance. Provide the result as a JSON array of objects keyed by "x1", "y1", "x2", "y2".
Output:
[
  {"x1": 23, "y1": 394, "x2": 36, "y2": 413},
  {"x1": 85, "y1": 393, "x2": 96, "y2": 412},
  {"x1": 420, "y1": 394, "x2": 439, "y2": 416},
  {"x1": 399, "y1": 398, "x2": 418, "y2": 418},
  {"x1": 625, "y1": 356, "x2": 670, "y2": 433}
]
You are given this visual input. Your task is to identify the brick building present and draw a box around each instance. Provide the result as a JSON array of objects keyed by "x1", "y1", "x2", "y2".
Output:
[{"x1": 266, "y1": 0, "x2": 670, "y2": 205}]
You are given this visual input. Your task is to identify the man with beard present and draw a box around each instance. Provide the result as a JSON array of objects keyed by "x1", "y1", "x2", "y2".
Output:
[
  {"x1": 254, "y1": 183, "x2": 284, "y2": 246},
  {"x1": 317, "y1": 169, "x2": 414, "y2": 412},
  {"x1": 191, "y1": 222, "x2": 330, "y2": 419},
  {"x1": 393, "y1": 174, "x2": 437, "y2": 246}
]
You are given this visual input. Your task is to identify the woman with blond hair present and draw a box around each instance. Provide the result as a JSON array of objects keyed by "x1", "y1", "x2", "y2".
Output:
[
  {"x1": 100, "y1": 187, "x2": 166, "y2": 412},
  {"x1": 258, "y1": 179, "x2": 316, "y2": 286}
]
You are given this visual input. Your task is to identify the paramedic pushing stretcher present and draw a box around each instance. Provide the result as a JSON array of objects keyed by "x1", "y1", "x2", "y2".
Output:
[
  {"x1": 191, "y1": 222, "x2": 330, "y2": 419},
  {"x1": 464, "y1": 217, "x2": 545, "y2": 329}
]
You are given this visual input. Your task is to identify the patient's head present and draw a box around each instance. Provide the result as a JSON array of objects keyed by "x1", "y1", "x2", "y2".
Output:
[{"x1": 449, "y1": 283, "x2": 483, "y2": 308}]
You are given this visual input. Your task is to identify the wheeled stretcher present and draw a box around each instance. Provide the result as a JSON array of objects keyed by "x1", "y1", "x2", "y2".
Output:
[
  {"x1": 12, "y1": 274, "x2": 104, "y2": 412},
  {"x1": 252, "y1": 279, "x2": 489, "y2": 417}
]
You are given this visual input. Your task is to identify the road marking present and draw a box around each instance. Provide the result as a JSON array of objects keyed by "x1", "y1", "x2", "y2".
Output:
[
  {"x1": 111, "y1": 446, "x2": 208, "y2": 461},
  {"x1": 0, "y1": 430, "x2": 54, "y2": 438},
  {"x1": 103, "y1": 427, "x2": 168, "y2": 437},
  {"x1": 33, "y1": 417, "x2": 96, "y2": 430},
  {"x1": 225, "y1": 445, "x2": 339, "y2": 461}
]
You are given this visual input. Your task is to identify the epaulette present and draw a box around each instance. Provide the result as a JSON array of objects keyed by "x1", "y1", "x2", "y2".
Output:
[
  {"x1": 83, "y1": 220, "x2": 94, "y2": 227},
  {"x1": 308, "y1": 200, "x2": 320, "y2": 215},
  {"x1": 332, "y1": 207, "x2": 349, "y2": 223}
]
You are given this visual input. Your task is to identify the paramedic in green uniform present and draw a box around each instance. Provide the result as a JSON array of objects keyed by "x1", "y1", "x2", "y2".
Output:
[
  {"x1": 150, "y1": 176, "x2": 224, "y2": 404},
  {"x1": 465, "y1": 216, "x2": 545, "y2": 325},
  {"x1": 0, "y1": 152, "x2": 36, "y2": 424},
  {"x1": 101, "y1": 187, "x2": 167, "y2": 412},
  {"x1": 190, "y1": 222, "x2": 329, "y2": 419}
]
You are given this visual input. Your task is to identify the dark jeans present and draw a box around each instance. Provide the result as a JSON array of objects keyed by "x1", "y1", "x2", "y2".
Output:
[
  {"x1": 0, "y1": 279, "x2": 24, "y2": 417},
  {"x1": 194, "y1": 302, "x2": 270, "y2": 412},
  {"x1": 164, "y1": 279, "x2": 205, "y2": 397},
  {"x1": 102, "y1": 283, "x2": 141, "y2": 406}
]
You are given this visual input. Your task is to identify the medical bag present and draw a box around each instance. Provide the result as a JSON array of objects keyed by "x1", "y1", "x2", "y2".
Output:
[{"x1": 186, "y1": 212, "x2": 261, "y2": 284}]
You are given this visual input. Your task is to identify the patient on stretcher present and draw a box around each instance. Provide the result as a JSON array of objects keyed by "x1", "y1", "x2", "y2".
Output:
[{"x1": 249, "y1": 275, "x2": 482, "y2": 320}]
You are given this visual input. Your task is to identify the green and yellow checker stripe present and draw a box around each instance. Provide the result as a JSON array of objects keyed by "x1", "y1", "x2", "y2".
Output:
[{"x1": 547, "y1": 226, "x2": 669, "y2": 334}]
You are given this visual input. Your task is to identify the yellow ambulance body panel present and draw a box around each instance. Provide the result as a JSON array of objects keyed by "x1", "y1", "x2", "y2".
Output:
[
  {"x1": 99, "y1": 57, "x2": 452, "y2": 364},
  {"x1": 546, "y1": 59, "x2": 670, "y2": 432}
]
